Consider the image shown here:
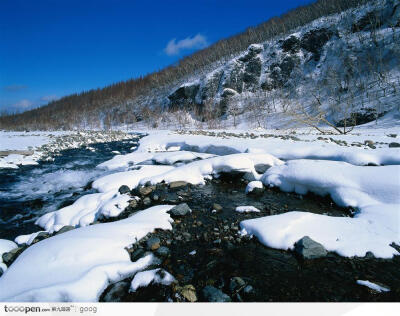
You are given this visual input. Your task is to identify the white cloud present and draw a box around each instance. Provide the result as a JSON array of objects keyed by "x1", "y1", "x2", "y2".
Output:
[
  {"x1": 164, "y1": 34, "x2": 208, "y2": 56},
  {"x1": 40, "y1": 95, "x2": 58, "y2": 102},
  {"x1": 13, "y1": 99, "x2": 33, "y2": 109}
]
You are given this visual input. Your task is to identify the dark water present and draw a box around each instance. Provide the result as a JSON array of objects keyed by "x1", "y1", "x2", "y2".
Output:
[{"x1": 0, "y1": 137, "x2": 140, "y2": 240}]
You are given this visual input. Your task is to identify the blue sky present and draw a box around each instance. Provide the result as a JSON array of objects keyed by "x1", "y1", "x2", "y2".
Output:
[{"x1": 0, "y1": 0, "x2": 312, "y2": 112}]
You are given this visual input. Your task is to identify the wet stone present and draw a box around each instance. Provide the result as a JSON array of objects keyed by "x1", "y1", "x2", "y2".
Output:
[
  {"x1": 174, "y1": 284, "x2": 197, "y2": 302},
  {"x1": 118, "y1": 185, "x2": 130, "y2": 195},
  {"x1": 156, "y1": 246, "x2": 170, "y2": 258},
  {"x1": 202, "y1": 286, "x2": 231, "y2": 302},
  {"x1": 169, "y1": 181, "x2": 189, "y2": 189},
  {"x1": 2, "y1": 247, "x2": 24, "y2": 266},
  {"x1": 103, "y1": 280, "x2": 130, "y2": 302},
  {"x1": 143, "y1": 197, "x2": 152, "y2": 206},
  {"x1": 139, "y1": 186, "x2": 155, "y2": 196},
  {"x1": 147, "y1": 237, "x2": 161, "y2": 251},
  {"x1": 55, "y1": 225, "x2": 75, "y2": 235},
  {"x1": 168, "y1": 203, "x2": 192, "y2": 216}
]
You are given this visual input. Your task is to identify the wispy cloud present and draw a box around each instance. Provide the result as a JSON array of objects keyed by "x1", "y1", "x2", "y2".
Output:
[
  {"x1": 3, "y1": 84, "x2": 28, "y2": 92},
  {"x1": 164, "y1": 34, "x2": 208, "y2": 56},
  {"x1": 40, "y1": 95, "x2": 59, "y2": 102},
  {"x1": 13, "y1": 99, "x2": 33, "y2": 109}
]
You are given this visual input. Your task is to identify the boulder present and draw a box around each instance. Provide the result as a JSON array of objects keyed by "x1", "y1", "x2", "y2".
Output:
[
  {"x1": 389, "y1": 142, "x2": 400, "y2": 148},
  {"x1": 168, "y1": 203, "x2": 192, "y2": 216},
  {"x1": 294, "y1": 236, "x2": 327, "y2": 259}
]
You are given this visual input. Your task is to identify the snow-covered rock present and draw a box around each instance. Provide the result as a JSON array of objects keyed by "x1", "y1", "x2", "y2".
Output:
[
  {"x1": 0, "y1": 205, "x2": 174, "y2": 302},
  {"x1": 130, "y1": 269, "x2": 175, "y2": 292}
]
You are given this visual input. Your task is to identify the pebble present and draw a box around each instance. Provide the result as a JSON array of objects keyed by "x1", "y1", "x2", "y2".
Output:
[{"x1": 147, "y1": 237, "x2": 161, "y2": 251}]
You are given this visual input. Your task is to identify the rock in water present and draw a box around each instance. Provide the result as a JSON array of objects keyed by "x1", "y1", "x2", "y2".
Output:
[
  {"x1": 294, "y1": 236, "x2": 327, "y2": 259},
  {"x1": 168, "y1": 203, "x2": 192, "y2": 216},
  {"x1": 202, "y1": 286, "x2": 231, "y2": 302},
  {"x1": 118, "y1": 185, "x2": 130, "y2": 195}
]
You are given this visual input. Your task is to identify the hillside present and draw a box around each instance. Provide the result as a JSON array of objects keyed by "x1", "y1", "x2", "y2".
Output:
[{"x1": 1, "y1": 0, "x2": 399, "y2": 131}]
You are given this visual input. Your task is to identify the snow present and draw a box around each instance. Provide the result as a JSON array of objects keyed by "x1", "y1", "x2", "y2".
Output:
[
  {"x1": 189, "y1": 250, "x2": 196, "y2": 255},
  {"x1": 0, "y1": 239, "x2": 18, "y2": 272},
  {"x1": 130, "y1": 269, "x2": 175, "y2": 292},
  {"x1": 356, "y1": 280, "x2": 390, "y2": 293},
  {"x1": 0, "y1": 154, "x2": 40, "y2": 169},
  {"x1": 137, "y1": 130, "x2": 400, "y2": 166},
  {"x1": 14, "y1": 231, "x2": 47, "y2": 246},
  {"x1": 0, "y1": 205, "x2": 174, "y2": 302},
  {"x1": 246, "y1": 181, "x2": 263, "y2": 193},
  {"x1": 92, "y1": 165, "x2": 175, "y2": 193},
  {"x1": 241, "y1": 160, "x2": 400, "y2": 258},
  {"x1": 235, "y1": 206, "x2": 261, "y2": 213},
  {"x1": 97, "y1": 150, "x2": 215, "y2": 171},
  {"x1": 139, "y1": 153, "x2": 283, "y2": 186}
]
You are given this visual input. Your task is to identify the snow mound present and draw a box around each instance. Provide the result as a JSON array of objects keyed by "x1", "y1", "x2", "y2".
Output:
[
  {"x1": 97, "y1": 150, "x2": 216, "y2": 171},
  {"x1": 241, "y1": 160, "x2": 400, "y2": 258},
  {"x1": 140, "y1": 153, "x2": 283, "y2": 186},
  {"x1": 130, "y1": 268, "x2": 175, "y2": 292},
  {"x1": 92, "y1": 165, "x2": 174, "y2": 193},
  {"x1": 0, "y1": 205, "x2": 174, "y2": 302}
]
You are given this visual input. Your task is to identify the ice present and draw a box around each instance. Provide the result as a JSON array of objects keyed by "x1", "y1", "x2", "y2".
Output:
[
  {"x1": 356, "y1": 280, "x2": 390, "y2": 292},
  {"x1": 130, "y1": 269, "x2": 175, "y2": 292},
  {"x1": 0, "y1": 205, "x2": 174, "y2": 302},
  {"x1": 0, "y1": 239, "x2": 17, "y2": 272},
  {"x1": 235, "y1": 206, "x2": 261, "y2": 213}
]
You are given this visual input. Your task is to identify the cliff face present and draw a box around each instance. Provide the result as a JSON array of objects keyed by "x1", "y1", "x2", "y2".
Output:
[{"x1": 164, "y1": 0, "x2": 400, "y2": 127}]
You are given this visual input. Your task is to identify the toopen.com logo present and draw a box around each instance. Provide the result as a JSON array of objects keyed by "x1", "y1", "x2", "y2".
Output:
[{"x1": 4, "y1": 305, "x2": 41, "y2": 314}]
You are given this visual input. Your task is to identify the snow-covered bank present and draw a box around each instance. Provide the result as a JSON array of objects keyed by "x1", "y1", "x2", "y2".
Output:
[
  {"x1": 241, "y1": 160, "x2": 400, "y2": 258},
  {"x1": 0, "y1": 205, "x2": 174, "y2": 302},
  {"x1": 135, "y1": 129, "x2": 400, "y2": 166}
]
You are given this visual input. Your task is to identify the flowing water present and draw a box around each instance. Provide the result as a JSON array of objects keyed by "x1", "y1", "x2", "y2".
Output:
[{"x1": 0, "y1": 137, "x2": 139, "y2": 240}]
